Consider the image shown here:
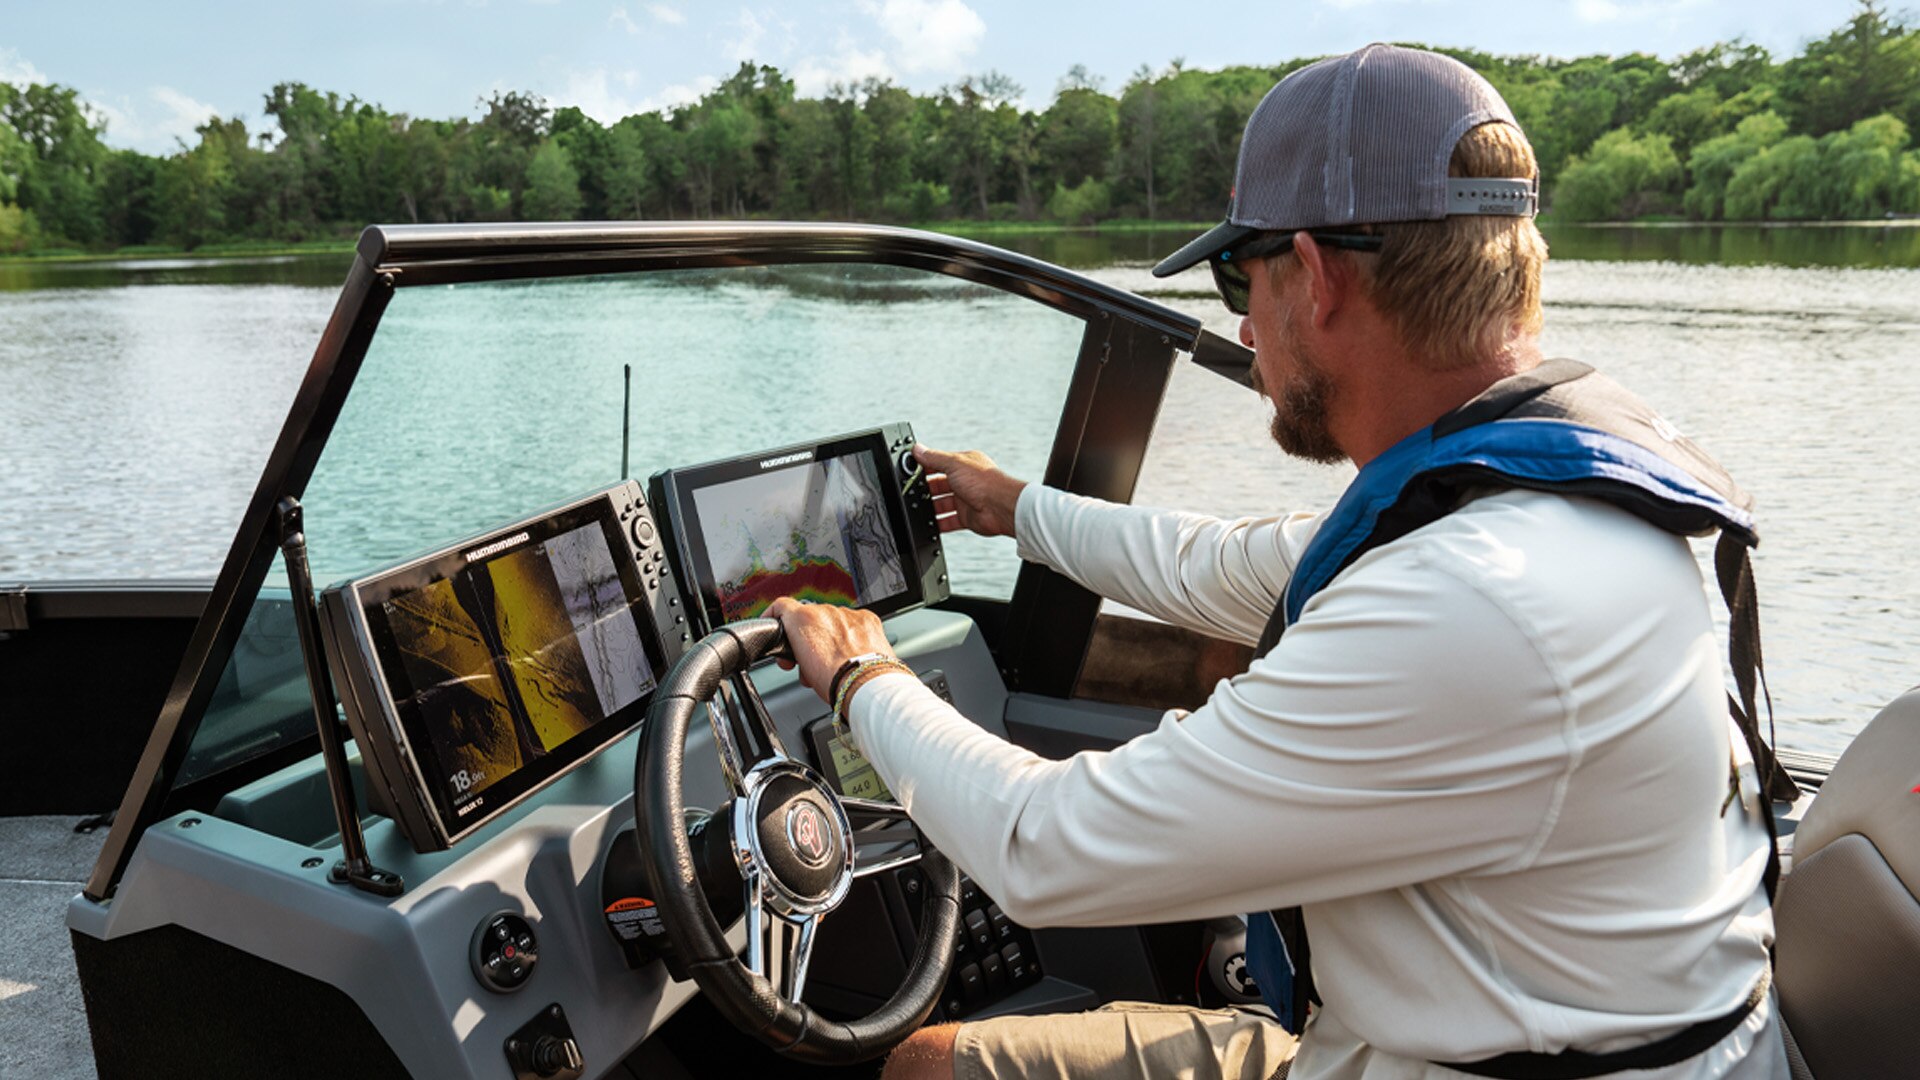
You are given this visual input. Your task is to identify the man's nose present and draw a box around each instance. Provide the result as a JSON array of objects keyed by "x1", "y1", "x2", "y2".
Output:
[{"x1": 1238, "y1": 316, "x2": 1255, "y2": 348}]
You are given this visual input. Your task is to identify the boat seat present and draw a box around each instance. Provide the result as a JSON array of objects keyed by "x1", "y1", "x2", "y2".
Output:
[{"x1": 1773, "y1": 686, "x2": 1920, "y2": 1080}]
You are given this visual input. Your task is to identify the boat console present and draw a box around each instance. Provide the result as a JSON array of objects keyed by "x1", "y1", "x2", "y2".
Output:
[{"x1": 65, "y1": 224, "x2": 1255, "y2": 1080}]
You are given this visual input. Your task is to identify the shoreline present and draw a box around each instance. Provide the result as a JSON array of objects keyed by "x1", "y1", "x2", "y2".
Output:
[
  {"x1": 1547, "y1": 218, "x2": 1920, "y2": 230},
  {"x1": 0, "y1": 221, "x2": 1220, "y2": 266}
]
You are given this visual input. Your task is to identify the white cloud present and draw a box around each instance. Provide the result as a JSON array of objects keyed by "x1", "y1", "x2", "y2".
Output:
[
  {"x1": 652, "y1": 75, "x2": 719, "y2": 110},
  {"x1": 152, "y1": 86, "x2": 221, "y2": 133},
  {"x1": 0, "y1": 47, "x2": 48, "y2": 88},
  {"x1": 88, "y1": 86, "x2": 229, "y2": 153},
  {"x1": 792, "y1": 42, "x2": 894, "y2": 96},
  {"x1": 648, "y1": 2, "x2": 685, "y2": 25},
  {"x1": 727, "y1": 8, "x2": 768, "y2": 62},
  {"x1": 551, "y1": 67, "x2": 719, "y2": 122},
  {"x1": 610, "y1": 5, "x2": 642, "y2": 34},
  {"x1": 866, "y1": 0, "x2": 983, "y2": 75},
  {"x1": 556, "y1": 68, "x2": 648, "y2": 123}
]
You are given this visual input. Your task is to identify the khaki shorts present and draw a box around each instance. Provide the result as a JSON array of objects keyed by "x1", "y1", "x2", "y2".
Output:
[{"x1": 952, "y1": 1001, "x2": 1298, "y2": 1080}]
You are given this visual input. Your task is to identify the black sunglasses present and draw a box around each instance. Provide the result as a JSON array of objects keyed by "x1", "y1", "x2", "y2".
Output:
[{"x1": 1209, "y1": 230, "x2": 1386, "y2": 315}]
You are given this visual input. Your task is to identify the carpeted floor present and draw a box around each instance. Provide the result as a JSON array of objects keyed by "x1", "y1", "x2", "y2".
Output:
[{"x1": 1, "y1": 816, "x2": 106, "y2": 1080}]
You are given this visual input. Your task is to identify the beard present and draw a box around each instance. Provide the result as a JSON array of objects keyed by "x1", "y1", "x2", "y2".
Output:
[{"x1": 1250, "y1": 308, "x2": 1347, "y2": 465}]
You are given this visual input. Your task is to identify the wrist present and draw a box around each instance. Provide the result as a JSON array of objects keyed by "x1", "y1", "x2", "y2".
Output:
[
  {"x1": 833, "y1": 657, "x2": 914, "y2": 727},
  {"x1": 828, "y1": 652, "x2": 893, "y2": 706}
]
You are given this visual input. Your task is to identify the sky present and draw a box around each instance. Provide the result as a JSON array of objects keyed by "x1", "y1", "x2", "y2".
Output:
[{"x1": 0, "y1": 0, "x2": 1876, "y2": 153}]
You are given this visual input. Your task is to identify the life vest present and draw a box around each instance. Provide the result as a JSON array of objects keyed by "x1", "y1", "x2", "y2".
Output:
[{"x1": 1241, "y1": 359, "x2": 1795, "y2": 1075}]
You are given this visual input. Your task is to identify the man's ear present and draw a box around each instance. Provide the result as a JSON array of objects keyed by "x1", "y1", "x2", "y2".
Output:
[{"x1": 1292, "y1": 233, "x2": 1345, "y2": 332}]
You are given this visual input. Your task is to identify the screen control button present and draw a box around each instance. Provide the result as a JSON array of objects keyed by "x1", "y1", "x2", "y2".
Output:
[
  {"x1": 980, "y1": 951, "x2": 1005, "y2": 992},
  {"x1": 965, "y1": 909, "x2": 993, "y2": 952},
  {"x1": 472, "y1": 912, "x2": 539, "y2": 993},
  {"x1": 1001, "y1": 943, "x2": 1029, "y2": 983},
  {"x1": 958, "y1": 963, "x2": 985, "y2": 1002}
]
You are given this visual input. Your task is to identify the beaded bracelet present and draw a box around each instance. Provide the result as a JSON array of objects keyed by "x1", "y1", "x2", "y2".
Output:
[{"x1": 832, "y1": 657, "x2": 914, "y2": 731}]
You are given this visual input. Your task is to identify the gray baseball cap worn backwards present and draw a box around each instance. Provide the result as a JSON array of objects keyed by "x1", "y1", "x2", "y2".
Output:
[{"x1": 1152, "y1": 44, "x2": 1538, "y2": 278}]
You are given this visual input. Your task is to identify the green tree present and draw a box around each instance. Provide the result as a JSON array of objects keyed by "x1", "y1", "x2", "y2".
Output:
[
  {"x1": 603, "y1": 121, "x2": 650, "y2": 218},
  {"x1": 1777, "y1": 1, "x2": 1920, "y2": 135},
  {"x1": 1684, "y1": 111, "x2": 1787, "y2": 219},
  {"x1": 2, "y1": 83, "x2": 108, "y2": 243},
  {"x1": 523, "y1": 140, "x2": 583, "y2": 220},
  {"x1": 1723, "y1": 134, "x2": 1820, "y2": 219},
  {"x1": 1036, "y1": 87, "x2": 1117, "y2": 190},
  {"x1": 155, "y1": 118, "x2": 240, "y2": 246},
  {"x1": 1553, "y1": 129, "x2": 1683, "y2": 220}
]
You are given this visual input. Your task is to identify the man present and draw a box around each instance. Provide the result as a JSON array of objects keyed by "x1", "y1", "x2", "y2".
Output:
[{"x1": 772, "y1": 44, "x2": 1788, "y2": 1080}]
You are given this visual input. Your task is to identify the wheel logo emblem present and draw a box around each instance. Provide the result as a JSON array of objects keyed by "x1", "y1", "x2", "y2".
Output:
[{"x1": 787, "y1": 802, "x2": 833, "y2": 868}]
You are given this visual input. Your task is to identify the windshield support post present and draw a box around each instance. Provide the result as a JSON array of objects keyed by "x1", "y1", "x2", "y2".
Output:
[{"x1": 275, "y1": 496, "x2": 404, "y2": 898}]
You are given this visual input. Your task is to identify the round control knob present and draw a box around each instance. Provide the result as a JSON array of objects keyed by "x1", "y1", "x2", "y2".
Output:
[
  {"x1": 630, "y1": 516, "x2": 656, "y2": 548},
  {"x1": 471, "y1": 911, "x2": 539, "y2": 993}
]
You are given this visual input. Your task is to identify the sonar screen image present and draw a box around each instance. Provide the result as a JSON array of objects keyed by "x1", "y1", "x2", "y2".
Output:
[
  {"x1": 694, "y1": 453, "x2": 909, "y2": 622},
  {"x1": 481, "y1": 523, "x2": 655, "y2": 753},
  {"x1": 381, "y1": 522, "x2": 654, "y2": 809},
  {"x1": 384, "y1": 575, "x2": 540, "y2": 808}
]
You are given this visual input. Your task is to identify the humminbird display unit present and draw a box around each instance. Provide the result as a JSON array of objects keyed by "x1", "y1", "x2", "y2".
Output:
[
  {"x1": 319, "y1": 482, "x2": 687, "y2": 851},
  {"x1": 649, "y1": 423, "x2": 948, "y2": 637}
]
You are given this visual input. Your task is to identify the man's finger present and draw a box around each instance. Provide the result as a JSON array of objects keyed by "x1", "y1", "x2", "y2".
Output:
[
  {"x1": 936, "y1": 512, "x2": 962, "y2": 533},
  {"x1": 914, "y1": 443, "x2": 964, "y2": 472},
  {"x1": 927, "y1": 474, "x2": 953, "y2": 497}
]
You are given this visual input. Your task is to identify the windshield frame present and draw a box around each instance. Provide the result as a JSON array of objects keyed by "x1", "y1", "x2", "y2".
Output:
[{"x1": 85, "y1": 220, "x2": 1249, "y2": 901}]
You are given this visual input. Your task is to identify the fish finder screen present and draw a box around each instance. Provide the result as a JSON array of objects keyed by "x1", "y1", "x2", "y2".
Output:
[
  {"x1": 376, "y1": 521, "x2": 656, "y2": 815},
  {"x1": 691, "y1": 452, "x2": 909, "y2": 622}
]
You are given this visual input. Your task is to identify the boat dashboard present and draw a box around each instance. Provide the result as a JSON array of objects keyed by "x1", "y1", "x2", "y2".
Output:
[{"x1": 68, "y1": 422, "x2": 1078, "y2": 1079}]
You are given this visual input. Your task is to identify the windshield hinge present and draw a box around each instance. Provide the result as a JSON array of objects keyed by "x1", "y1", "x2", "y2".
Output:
[{"x1": 0, "y1": 586, "x2": 27, "y2": 631}]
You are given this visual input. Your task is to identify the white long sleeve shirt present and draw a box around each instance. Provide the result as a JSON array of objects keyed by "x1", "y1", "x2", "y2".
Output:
[{"x1": 849, "y1": 483, "x2": 1785, "y2": 1079}]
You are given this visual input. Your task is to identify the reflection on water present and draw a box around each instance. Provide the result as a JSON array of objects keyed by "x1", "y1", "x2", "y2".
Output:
[{"x1": 3, "y1": 234, "x2": 1917, "y2": 756}]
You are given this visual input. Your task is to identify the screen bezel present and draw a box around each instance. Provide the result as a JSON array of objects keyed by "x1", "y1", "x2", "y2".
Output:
[
  {"x1": 666, "y1": 430, "x2": 925, "y2": 633},
  {"x1": 354, "y1": 497, "x2": 667, "y2": 840}
]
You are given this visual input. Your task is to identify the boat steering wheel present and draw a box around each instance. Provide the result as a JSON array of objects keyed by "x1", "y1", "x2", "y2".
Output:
[{"x1": 635, "y1": 618, "x2": 962, "y2": 1063}]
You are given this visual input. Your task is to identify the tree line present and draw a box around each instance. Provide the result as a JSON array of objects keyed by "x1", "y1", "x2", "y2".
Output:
[{"x1": 3, "y1": 1, "x2": 1919, "y2": 254}]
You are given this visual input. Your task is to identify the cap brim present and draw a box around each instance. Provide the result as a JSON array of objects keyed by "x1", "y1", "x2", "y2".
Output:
[{"x1": 1152, "y1": 221, "x2": 1259, "y2": 278}]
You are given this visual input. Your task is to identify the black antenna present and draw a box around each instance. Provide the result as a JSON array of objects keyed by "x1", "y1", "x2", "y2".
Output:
[{"x1": 621, "y1": 363, "x2": 632, "y2": 478}]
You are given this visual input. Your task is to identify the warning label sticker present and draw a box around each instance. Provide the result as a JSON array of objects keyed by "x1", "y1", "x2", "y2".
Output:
[{"x1": 605, "y1": 896, "x2": 666, "y2": 940}]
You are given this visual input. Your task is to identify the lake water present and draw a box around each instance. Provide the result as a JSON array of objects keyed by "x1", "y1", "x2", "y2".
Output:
[{"x1": 2, "y1": 225, "x2": 1916, "y2": 756}]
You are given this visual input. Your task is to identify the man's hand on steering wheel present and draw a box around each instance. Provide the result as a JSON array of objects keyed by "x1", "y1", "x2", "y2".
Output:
[{"x1": 767, "y1": 597, "x2": 896, "y2": 701}]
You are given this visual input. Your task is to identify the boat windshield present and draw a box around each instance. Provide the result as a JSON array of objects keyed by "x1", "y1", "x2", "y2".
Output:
[{"x1": 179, "y1": 263, "x2": 1089, "y2": 791}]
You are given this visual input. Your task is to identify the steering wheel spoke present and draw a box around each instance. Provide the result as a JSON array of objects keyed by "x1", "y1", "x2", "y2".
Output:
[
  {"x1": 763, "y1": 909, "x2": 820, "y2": 1002},
  {"x1": 840, "y1": 797, "x2": 926, "y2": 879}
]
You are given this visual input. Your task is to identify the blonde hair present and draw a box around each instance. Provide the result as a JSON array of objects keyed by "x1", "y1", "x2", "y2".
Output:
[{"x1": 1270, "y1": 122, "x2": 1547, "y2": 371}]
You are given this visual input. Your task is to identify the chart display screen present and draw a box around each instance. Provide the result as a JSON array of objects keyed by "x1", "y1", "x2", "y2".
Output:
[
  {"x1": 362, "y1": 508, "x2": 661, "y2": 825},
  {"x1": 691, "y1": 452, "x2": 909, "y2": 622},
  {"x1": 659, "y1": 430, "x2": 930, "y2": 633}
]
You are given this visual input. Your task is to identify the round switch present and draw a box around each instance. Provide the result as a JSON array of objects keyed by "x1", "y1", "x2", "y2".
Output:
[
  {"x1": 630, "y1": 516, "x2": 656, "y2": 548},
  {"x1": 471, "y1": 911, "x2": 539, "y2": 993}
]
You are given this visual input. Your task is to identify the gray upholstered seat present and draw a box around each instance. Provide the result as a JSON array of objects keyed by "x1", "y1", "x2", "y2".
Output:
[{"x1": 1773, "y1": 687, "x2": 1920, "y2": 1080}]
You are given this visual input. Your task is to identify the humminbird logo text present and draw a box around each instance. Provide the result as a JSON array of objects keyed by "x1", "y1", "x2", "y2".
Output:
[
  {"x1": 465, "y1": 532, "x2": 530, "y2": 562},
  {"x1": 760, "y1": 451, "x2": 814, "y2": 470}
]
